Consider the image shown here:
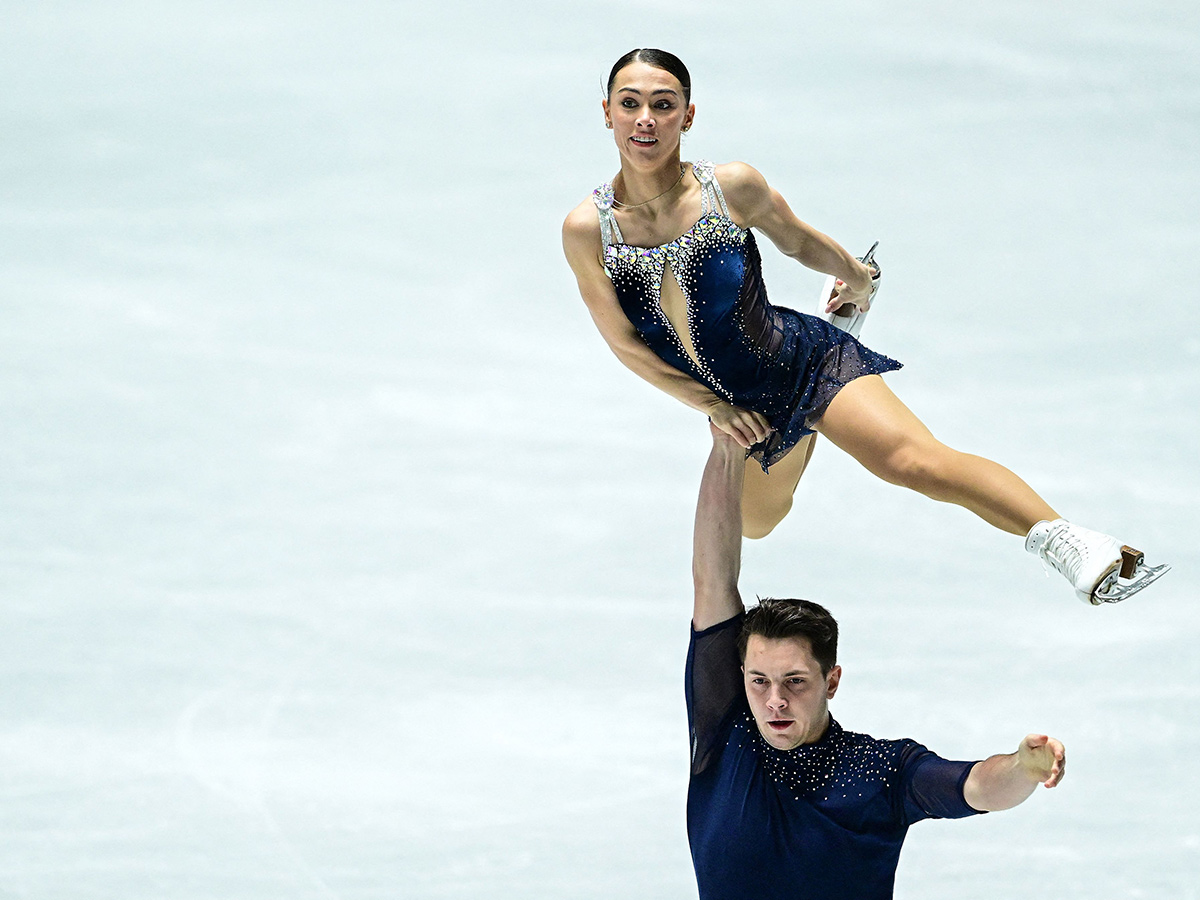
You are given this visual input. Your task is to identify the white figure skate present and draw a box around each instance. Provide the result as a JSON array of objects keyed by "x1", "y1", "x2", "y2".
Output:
[
  {"x1": 1025, "y1": 519, "x2": 1171, "y2": 605},
  {"x1": 817, "y1": 241, "x2": 881, "y2": 338}
]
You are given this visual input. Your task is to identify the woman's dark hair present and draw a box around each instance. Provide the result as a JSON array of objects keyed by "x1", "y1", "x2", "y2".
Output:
[
  {"x1": 607, "y1": 48, "x2": 692, "y2": 104},
  {"x1": 737, "y1": 598, "x2": 839, "y2": 675}
]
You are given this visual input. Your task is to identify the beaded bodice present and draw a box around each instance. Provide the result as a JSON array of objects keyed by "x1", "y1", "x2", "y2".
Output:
[
  {"x1": 592, "y1": 160, "x2": 786, "y2": 403},
  {"x1": 592, "y1": 159, "x2": 731, "y2": 250}
]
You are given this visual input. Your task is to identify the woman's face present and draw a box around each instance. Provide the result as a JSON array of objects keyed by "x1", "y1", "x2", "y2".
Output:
[{"x1": 603, "y1": 61, "x2": 694, "y2": 168}]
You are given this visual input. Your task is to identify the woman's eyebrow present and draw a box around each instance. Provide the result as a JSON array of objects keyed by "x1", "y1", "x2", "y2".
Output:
[{"x1": 616, "y1": 86, "x2": 679, "y2": 96}]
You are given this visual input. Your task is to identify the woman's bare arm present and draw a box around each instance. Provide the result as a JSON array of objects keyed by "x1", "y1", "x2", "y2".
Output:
[
  {"x1": 562, "y1": 201, "x2": 771, "y2": 448},
  {"x1": 718, "y1": 162, "x2": 876, "y2": 312}
]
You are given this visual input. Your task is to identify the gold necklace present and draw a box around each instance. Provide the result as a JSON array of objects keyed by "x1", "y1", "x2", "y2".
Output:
[{"x1": 612, "y1": 163, "x2": 687, "y2": 210}]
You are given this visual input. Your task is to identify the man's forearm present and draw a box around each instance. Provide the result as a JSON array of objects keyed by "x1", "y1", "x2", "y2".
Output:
[
  {"x1": 962, "y1": 753, "x2": 1038, "y2": 811},
  {"x1": 692, "y1": 432, "x2": 746, "y2": 630},
  {"x1": 963, "y1": 734, "x2": 1065, "y2": 812}
]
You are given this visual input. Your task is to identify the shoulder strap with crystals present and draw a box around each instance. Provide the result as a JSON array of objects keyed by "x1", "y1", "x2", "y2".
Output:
[
  {"x1": 691, "y1": 160, "x2": 730, "y2": 219},
  {"x1": 592, "y1": 182, "x2": 623, "y2": 249}
]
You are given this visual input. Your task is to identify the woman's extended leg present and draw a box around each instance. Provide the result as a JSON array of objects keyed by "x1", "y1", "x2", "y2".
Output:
[
  {"x1": 814, "y1": 375, "x2": 1058, "y2": 535},
  {"x1": 742, "y1": 433, "x2": 819, "y2": 539}
]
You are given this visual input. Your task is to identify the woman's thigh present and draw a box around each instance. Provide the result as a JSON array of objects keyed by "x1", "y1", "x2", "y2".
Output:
[
  {"x1": 742, "y1": 433, "x2": 818, "y2": 536},
  {"x1": 813, "y1": 375, "x2": 939, "y2": 479}
]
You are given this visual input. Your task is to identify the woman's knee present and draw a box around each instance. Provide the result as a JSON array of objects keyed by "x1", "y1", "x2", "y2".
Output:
[{"x1": 878, "y1": 442, "x2": 957, "y2": 496}]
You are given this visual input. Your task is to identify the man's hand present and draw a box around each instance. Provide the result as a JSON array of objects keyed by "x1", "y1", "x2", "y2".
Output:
[
  {"x1": 963, "y1": 733, "x2": 1068, "y2": 811},
  {"x1": 1017, "y1": 734, "x2": 1066, "y2": 789}
]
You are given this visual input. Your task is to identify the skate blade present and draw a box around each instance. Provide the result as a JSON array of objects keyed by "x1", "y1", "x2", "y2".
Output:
[{"x1": 1092, "y1": 559, "x2": 1171, "y2": 604}]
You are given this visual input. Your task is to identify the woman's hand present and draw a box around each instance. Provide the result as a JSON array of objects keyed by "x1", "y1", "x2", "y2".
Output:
[
  {"x1": 707, "y1": 400, "x2": 773, "y2": 449},
  {"x1": 824, "y1": 261, "x2": 878, "y2": 314}
]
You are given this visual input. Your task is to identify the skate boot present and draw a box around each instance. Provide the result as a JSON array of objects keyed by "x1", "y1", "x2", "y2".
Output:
[
  {"x1": 1025, "y1": 518, "x2": 1171, "y2": 605},
  {"x1": 817, "y1": 241, "x2": 881, "y2": 338}
]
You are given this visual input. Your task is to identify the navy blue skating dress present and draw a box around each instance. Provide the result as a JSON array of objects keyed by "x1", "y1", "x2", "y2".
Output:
[{"x1": 594, "y1": 160, "x2": 901, "y2": 471}]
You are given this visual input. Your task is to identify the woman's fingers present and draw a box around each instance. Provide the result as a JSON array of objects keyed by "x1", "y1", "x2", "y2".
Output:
[
  {"x1": 745, "y1": 411, "x2": 772, "y2": 444},
  {"x1": 827, "y1": 261, "x2": 877, "y2": 314},
  {"x1": 709, "y1": 410, "x2": 747, "y2": 447},
  {"x1": 825, "y1": 280, "x2": 844, "y2": 313},
  {"x1": 722, "y1": 420, "x2": 753, "y2": 449},
  {"x1": 724, "y1": 422, "x2": 753, "y2": 453},
  {"x1": 710, "y1": 403, "x2": 773, "y2": 449},
  {"x1": 731, "y1": 409, "x2": 772, "y2": 447},
  {"x1": 830, "y1": 280, "x2": 871, "y2": 314}
]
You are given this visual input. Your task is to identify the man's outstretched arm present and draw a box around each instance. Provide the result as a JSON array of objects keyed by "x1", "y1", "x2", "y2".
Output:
[
  {"x1": 693, "y1": 425, "x2": 748, "y2": 630},
  {"x1": 963, "y1": 734, "x2": 1066, "y2": 812}
]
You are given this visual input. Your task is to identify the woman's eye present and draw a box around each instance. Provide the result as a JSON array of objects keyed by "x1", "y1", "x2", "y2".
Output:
[{"x1": 621, "y1": 99, "x2": 637, "y2": 108}]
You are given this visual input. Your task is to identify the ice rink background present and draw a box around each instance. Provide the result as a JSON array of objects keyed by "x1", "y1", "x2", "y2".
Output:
[{"x1": 3, "y1": 1, "x2": 1198, "y2": 897}]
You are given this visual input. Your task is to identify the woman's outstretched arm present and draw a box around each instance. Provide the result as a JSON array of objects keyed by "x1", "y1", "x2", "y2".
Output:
[
  {"x1": 562, "y1": 201, "x2": 771, "y2": 448},
  {"x1": 718, "y1": 162, "x2": 876, "y2": 314}
]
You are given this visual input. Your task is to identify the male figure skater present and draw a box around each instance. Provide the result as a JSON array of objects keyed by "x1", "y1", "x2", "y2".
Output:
[{"x1": 687, "y1": 424, "x2": 1066, "y2": 900}]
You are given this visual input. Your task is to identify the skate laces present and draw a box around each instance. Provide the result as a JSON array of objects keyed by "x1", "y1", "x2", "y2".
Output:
[{"x1": 1038, "y1": 521, "x2": 1090, "y2": 584}]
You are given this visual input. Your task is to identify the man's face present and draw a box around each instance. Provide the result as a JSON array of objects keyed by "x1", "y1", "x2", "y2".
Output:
[{"x1": 742, "y1": 634, "x2": 841, "y2": 750}]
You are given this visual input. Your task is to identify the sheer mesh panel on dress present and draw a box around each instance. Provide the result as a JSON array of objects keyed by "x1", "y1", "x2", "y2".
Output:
[
  {"x1": 687, "y1": 615, "x2": 746, "y2": 777},
  {"x1": 805, "y1": 339, "x2": 891, "y2": 430},
  {"x1": 734, "y1": 235, "x2": 785, "y2": 359}
]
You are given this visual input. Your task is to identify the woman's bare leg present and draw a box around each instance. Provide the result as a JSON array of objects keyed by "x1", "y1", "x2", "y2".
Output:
[
  {"x1": 814, "y1": 375, "x2": 1058, "y2": 535},
  {"x1": 742, "y1": 433, "x2": 819, "y2": 539}
]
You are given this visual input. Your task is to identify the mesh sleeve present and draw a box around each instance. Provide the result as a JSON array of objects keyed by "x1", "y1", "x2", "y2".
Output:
[
  {"x1": 685, "y1": 613, "x2": 746, "y2": 776},
  {"x1": 898, "y1": 742, "x2": 985, "y2": 824}
]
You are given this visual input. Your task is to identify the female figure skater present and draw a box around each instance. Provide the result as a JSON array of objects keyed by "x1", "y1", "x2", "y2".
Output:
[{"x1": 561, "y1": 48, "x2": 1167, "y2": 605}]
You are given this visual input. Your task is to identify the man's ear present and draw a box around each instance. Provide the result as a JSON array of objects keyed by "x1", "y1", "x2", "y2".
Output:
[{"x1": 825, "y1": 665, "x2": 842, "y2": 700}]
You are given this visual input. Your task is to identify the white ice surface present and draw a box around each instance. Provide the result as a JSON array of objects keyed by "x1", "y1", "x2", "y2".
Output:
[{"x1": 2, "y1": 1, "x2": 1198, "y2": 898}]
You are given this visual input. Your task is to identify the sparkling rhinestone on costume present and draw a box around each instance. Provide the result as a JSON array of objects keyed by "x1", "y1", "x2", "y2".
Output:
[
  {"x1": 686, "y1": 615, "x2": 984, "y2": 900},
  {"x1": 730, "y1": 713, "x2": 902, "y2": 803},
  {"x1": 593, "y1": 159, "x2": 902, "y2": 471}
]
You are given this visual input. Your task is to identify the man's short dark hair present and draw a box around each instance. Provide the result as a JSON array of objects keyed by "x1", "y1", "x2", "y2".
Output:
[{"x1": 738, "y1": 598, "x2": 839, "y2": 675}]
